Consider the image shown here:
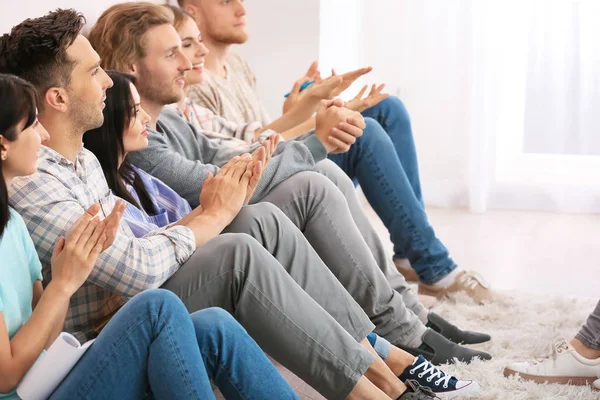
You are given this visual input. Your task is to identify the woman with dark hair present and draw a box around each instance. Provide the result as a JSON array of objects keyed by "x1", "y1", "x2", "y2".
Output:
[
  {"x1": 0, "y1": 73, "x2": 297, "y2": 400},
  {"x1": 84, "y1": 70, "x2": 278, "y2": 236}
]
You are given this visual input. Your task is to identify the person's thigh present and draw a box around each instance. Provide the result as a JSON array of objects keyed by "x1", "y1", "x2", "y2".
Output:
[{"x1": 51, "y1": 290, "x2": 214, "y2": 400}]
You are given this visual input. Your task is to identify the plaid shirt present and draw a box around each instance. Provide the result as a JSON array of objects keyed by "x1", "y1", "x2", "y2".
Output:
[
  {"x1": 169, "y1": 98, "x2": 276, "y2": 149},
  {"x1": 9, "y1": 146, "x2": 196, "y2": 342}
]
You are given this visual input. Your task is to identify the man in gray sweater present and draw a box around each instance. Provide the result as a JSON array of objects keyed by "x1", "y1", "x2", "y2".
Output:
[{"x1": 90, "y1": 2, "x2": 492, "y2": 364}]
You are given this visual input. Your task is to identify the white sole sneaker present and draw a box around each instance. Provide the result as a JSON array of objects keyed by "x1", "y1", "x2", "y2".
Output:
[
  {"x1": 504, "y1": 339, "x2": 600, "y2": 387},
  {"x1": 441, "y1": 380, "x2": 480, "y2": 398}
]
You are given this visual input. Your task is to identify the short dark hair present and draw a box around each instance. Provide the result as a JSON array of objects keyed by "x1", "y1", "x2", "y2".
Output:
[
  {"x1": 83, "y1": 71, "x2": 154, "y2": 215},
  {"x1": 0, "y1": 9, "x2": 85, "y2": 108},
  {"x1": 0, "y1": 74, "x2": 38, "y2": 238}
]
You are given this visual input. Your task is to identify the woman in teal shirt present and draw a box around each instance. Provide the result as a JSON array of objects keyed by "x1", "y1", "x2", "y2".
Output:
[{"x1": 0, "y1": 73, "x2": 297, "y2": 399}]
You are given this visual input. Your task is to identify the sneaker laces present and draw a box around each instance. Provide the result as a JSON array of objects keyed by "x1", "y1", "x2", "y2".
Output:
[
  {"x1": 531, "y1": 338, "x2": 569, "y2": 365},
  {"x1": 458, "y1": 271, "x2": 490, "y2": 290},
  {"x1": 405, "y1": 379, "x2": 441, "y2": 399},
  {"x1": 409, "y1": 358, "x2": 453, "y2": 388}
]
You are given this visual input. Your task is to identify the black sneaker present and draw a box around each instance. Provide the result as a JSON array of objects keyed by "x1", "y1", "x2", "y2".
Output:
[
  {"x1": 399, "y1": 355, "x2": 480, "y2": 398},
  {"x1": 427, "y1": 312, "x2": 491, "y2": 345},
  {"x1": 397, "y1": 380, "x2": 440, "y2": 399},
  {"x1": 399, "y1": 329, "x2": 492, "y2": 365}
]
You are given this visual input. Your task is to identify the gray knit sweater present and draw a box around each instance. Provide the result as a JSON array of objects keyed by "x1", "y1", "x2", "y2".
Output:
[{"x1": 128, "y1": 107, "x2": 327, "y2": 207}]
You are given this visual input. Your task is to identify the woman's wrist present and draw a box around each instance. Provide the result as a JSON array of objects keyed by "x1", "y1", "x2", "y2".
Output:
[{"x1": 45, "y1": 280, "x2": 76, "y2": 299}]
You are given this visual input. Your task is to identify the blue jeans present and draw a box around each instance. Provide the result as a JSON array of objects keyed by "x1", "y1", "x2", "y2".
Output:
[
  {"x1": 50, "y1": 289, "x2": 297, "y2": 400},
  {"x1": 328, "y1": 96, "x2": 457, "y2": 284}
]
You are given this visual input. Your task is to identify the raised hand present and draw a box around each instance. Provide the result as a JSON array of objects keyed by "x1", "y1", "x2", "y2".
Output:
[
  {"x1": 329, "y1": 66, "x2": 373, "y2": 97},
  {"x1": 344, "y1": 84, "x2": 390, "y2": 112},
  {"x1": 283, "y1": 61, "x2": 321, "y2": 113},
  {"x1": 244, "y1": 135, "x2": 281, "y2": 204},
  {"x1": 51, "y1": 202, "x2": 124, "y2": 296},
  {"x1": 200, "y1": 155, "x2": 253, "y2": 223}
]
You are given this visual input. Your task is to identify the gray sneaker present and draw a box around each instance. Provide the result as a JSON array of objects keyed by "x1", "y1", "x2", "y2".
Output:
[
  {"x1": 398, "y1": 329, "x2": 492, "y2": 365},
  {"x1": 397, "y1": 380, "x2": 440, "y2": 399}
]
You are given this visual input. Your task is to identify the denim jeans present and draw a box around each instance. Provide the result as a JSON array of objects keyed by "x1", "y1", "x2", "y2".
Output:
[
  {"x1": 328, "y1": 96, "x2": 457, "y2": 284},
  {"x1": 50, "y1": 289, "x2": 297, "y2": 400}
]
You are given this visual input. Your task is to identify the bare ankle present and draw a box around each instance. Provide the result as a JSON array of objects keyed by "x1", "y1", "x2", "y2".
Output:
[
  {"x1": 386, "y1": 346, "x2": 417, "y2": 376},
  {"x1": 570, "y1": 338, "x2": 600, "y2": 360},
  {"x1": 361, "y1": 339, "x2": 405, "y2": 398},
  {"x1": 346, "y1": 376, "x2": 394, "y2": 400}
]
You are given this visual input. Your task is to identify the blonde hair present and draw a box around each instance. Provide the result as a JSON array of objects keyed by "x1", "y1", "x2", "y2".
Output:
[
  {"x1": 88, "y1": 2, "x2": 173, "y2": 71},
  {"x1": 163, "y1": 4, "x2": 194, "y2": 32}
]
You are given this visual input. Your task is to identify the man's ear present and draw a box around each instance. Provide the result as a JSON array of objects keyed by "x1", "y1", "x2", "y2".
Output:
[
  {"x1": 127, "y1": 62, "x2": 138, "y2": 77},
  {"x1": 183, "y1": 3, "x2": 198, "y2": 17},
  {"x1": 44, "y1": 87, "x2": 69, "y2": 113}
]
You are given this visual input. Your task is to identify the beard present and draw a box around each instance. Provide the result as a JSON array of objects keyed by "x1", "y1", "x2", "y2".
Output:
[
  {"x1": 207, "y1": 24, "x2": 248, "y2": 45},
  {"x1": 137, "y1": 63, "x2": 183, "y2": 106},
  {"x1": 67, "y1": 89, "x2": 104, "y2": 133}
]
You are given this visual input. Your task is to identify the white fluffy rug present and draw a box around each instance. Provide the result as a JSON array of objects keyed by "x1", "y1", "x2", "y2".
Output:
[
  {"x1": 216, "y1": 291, "x2": 599, "y2": 399},
  {"x1": 431, "y1": 290, "x2": 599, "y2": 400}
]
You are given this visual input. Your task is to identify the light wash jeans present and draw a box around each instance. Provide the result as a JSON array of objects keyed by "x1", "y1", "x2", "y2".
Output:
[{"x1": 50, "y1": 290, "x2": 297, "y2": 400}]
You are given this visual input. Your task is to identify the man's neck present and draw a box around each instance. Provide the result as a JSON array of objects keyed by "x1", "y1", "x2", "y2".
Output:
[
  {"x1": 141, "y1": 97, "x2": 165, "y2": 131},
  {"x1": 40, "y1": 115, "x2": 82, "y2": 163},
  {"x1": 204, "y1": 39, "x2": 231, "y2": 79},
  {"x1": 176, "y1": 95, "x2": 187, "y2": 115}
]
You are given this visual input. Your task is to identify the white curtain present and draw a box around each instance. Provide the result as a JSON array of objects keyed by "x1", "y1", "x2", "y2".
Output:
[
  {"x1": 523, "y1": 0, "x2": 600, "y2": 156},
  {"x1": 469, "y1": 0, "x2": 600, "y2": 213}
]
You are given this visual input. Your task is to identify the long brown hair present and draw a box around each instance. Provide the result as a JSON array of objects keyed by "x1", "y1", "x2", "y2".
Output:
[
  {"x1": 163, "y1": 4, "x2": 194, "y2": 31},
  {"x1": 88, "y1": 2, "x2": 173, "y2": 71}
]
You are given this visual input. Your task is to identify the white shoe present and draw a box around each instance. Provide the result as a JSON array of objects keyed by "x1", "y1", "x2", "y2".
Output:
[
  {"x1": 593, "y1": 378, "x2": 600, "y2": 390},
  {"x1": 504, "y1": 338, "x2": 600, "y2": 386}
]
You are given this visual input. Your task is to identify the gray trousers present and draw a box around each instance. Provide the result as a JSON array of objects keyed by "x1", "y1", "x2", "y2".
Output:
[
  {"x1": 255, "y1": 159, "x2": 428, "y2": 347},
  {"x1": 161, "y1": 204, "x2": 375, "y2": 400},
  {"x1": 314, "y1": 159, "x2": 430, "y2": 319},
  {"x1": 576, "y1": 299, "x2": 600, "y2": 350}
]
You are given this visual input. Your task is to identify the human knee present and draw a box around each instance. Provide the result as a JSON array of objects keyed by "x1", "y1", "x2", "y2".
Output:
[
  {"x1": 362, "y1": 118, "x2": 395, "y2": 148},
  {"x1": 379, "y1": 96, "x2": 411, "y2": 121},
  {"x1": 201, "y1": 233, "x2": 263, "y2": 271},
  {"x1": 127, "y1": 289, "x2": 189, "y2": 326},
  {"x1": 314, "y1": 160, "x2": 357, "y2": 199},
  {"x1": 191, "y1": 307, "x2": 243, "y2": 340},
  {"x1": 232, "y1": 202, "x2": 285, "y2": 230}
]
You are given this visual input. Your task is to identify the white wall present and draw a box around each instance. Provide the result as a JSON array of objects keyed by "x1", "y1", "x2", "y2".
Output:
[
  {"x1": 235, "y1": 0, "x2": 367, "y2": 119},
  {"x1": 0, "y1": 0, "x2": 161, "y2": 35},
  {"x1": 234, "y1": 0, "x2": 321, "y2": 120}
]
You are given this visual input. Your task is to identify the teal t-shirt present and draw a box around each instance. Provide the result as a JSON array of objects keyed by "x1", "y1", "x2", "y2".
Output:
[{"x1": 0, "y1": 208, "x2": 43, "y2": 399}]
